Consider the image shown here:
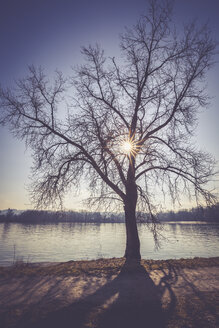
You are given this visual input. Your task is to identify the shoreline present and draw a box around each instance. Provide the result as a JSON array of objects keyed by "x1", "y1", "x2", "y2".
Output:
[
  {"x1": 1, "y1": 256, "x2": 219, "y2": 275},
  {"x1": 1, "y1": 220, "x2": 219, "y2": 224},
  {"x1": 0, "y1": 257, "x2": 218, "y2": 327}
]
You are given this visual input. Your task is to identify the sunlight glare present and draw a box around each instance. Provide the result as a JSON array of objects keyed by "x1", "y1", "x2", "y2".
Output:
[{"x1": 121, "y1": 140, "x2": 133, "y2": 154}]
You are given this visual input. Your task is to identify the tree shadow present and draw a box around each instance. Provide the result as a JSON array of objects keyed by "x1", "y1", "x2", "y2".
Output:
[
  {"x1": 20, "y1": 260, "x2": 174, "y2": 328},
  {"x1": 1, "y1": 260, "x2": 218, "y2": 327}
]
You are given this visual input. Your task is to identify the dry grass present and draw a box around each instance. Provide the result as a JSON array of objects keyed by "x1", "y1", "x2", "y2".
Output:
[
  {"x1": 0, "y1": 257, "x2": 218, "y2": 327},
  {"x1": 0, "y1": 257, "x2": 218, "y2": 278}
]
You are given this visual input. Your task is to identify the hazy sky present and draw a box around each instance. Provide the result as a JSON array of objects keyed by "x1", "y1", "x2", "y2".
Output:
[{"x1": 0, "y1": 0, "x2": 219, "y2": 210}]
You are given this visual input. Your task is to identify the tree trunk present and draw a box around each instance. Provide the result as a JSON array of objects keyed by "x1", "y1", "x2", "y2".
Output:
[{"x1": 124, "y1": 179, "x2": 141, "y2": 260}]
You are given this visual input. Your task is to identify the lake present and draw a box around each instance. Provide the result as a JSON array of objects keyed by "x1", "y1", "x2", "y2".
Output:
[{"x1": 0, "y1": 222, "x2": 219, "y2": 265}]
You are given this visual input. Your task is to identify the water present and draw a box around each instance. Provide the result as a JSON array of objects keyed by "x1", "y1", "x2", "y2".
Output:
[{"x1": 0, "y1": 222, "x2": 219, "y2": 265}]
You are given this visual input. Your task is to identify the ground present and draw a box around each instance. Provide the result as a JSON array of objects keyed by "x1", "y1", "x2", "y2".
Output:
[{"x1": 0, "y1": 257, "x2": 218, "y2": 328}]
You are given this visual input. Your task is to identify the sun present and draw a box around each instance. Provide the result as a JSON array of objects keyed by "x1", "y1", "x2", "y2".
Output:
[
  {"x1": 118, "y1": 133, "x2": 141, "y2": 158},
  {"x1": 121, "y1": 140, "x2": 133, "y2": 154}
]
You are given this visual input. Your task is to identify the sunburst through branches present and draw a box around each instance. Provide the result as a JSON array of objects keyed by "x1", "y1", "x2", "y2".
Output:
[
  {"x1": 120, "y1": 135, "x2": 140, "y2": 159},
  {"x1": 121, "y1": 140, "x2": 133, "y2": 154}
]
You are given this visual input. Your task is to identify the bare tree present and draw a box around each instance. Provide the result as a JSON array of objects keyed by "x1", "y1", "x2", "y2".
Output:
[{"x1": 0, "y1": 0, "x2": 217, "y2": 260}]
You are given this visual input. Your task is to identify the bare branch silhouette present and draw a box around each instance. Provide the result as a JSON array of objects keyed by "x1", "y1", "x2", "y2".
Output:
[{"x1": 0, "y1": 0, "x2": 217, "y2": 259}]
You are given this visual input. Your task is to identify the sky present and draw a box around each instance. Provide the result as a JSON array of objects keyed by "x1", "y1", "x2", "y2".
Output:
[{"x1": 0, "y1": 0, "x2": 219, "y2": 211}]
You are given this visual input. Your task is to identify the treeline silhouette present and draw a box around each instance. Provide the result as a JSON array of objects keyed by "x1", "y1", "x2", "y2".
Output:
[
  {"x1": 0, "y1": 209, "x2": 124, "y2": 223},
  {"x1": 157, "y1": 203, "x2": 219, "y2": 222},
  {"x1": 0, "y1": 203, "x2": 218, "y2": 223}
]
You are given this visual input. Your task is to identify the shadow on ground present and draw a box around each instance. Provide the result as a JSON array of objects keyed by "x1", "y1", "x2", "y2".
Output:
[
  {"x1": 0, "y1": 260, "x2": 218, "y2": 328},
  {"x1": 33, "y1": 261, "x2": 167, "y2": 328}
]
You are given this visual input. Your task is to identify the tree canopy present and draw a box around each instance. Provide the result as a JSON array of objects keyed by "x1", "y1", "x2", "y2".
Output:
[{"x1": 0, "y1": 0, "x2": 217, "y2": 258}]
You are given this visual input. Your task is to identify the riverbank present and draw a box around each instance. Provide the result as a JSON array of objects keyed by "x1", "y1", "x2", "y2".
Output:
[{"x1": 0, "y1": 257, "x2": 218, "y2": 327}]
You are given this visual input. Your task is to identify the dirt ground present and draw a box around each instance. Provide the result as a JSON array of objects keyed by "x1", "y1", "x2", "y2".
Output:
[{"x1": 0, "y1": 258, "x2": 218, "y2": 328}]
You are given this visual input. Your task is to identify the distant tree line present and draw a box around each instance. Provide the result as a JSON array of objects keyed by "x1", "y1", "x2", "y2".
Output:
[
  {"x1": 0, "y1": 204, "x2": 218, "y2": 223},
  {"x1": 0, "y1": 209, "x2": 124, "y2": 223},
  {"x1": 157, "y1": 204, "x2": 219, "y2": 222}
]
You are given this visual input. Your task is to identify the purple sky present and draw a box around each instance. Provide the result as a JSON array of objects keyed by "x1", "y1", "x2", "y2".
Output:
[{"x1": 0, "y1": 0, "x2": 219, "y2": 210}]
